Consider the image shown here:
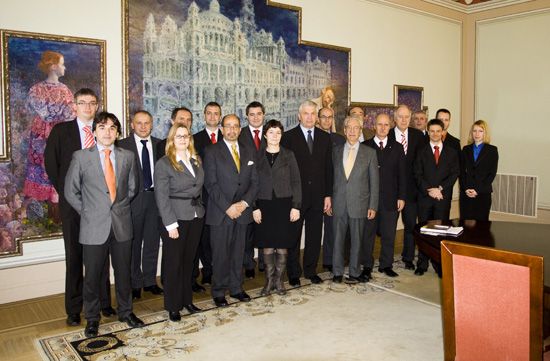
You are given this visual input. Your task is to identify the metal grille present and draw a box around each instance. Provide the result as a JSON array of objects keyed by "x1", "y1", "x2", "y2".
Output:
[{"x1": 491, "y1": 173, "x2": 537, "y2": 217}]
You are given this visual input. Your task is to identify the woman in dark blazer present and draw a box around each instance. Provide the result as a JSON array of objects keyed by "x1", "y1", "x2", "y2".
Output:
[
  {"x1": 460, "y1": 120, "x2": 499, "y2": 221},
  {"x1": 154, "y1": 124, "x2": 205, "y2": 322},
  {"x1": 253, "y1": 119, "x2": 301, "y2": 296}
]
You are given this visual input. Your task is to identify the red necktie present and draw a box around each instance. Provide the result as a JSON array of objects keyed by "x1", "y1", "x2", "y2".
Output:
[
  {"x1": 253, "y1": 129, "x2": 260, "y2": 151},
  {"x1": 83, "y1": 125, "x2": 94, "y2": 149},
  {"x1": 210, "y1": 132, "x2": 217, "y2": 144},
  {"x1": 434, "y1": 146, "x2": 440, "y2": 165}
]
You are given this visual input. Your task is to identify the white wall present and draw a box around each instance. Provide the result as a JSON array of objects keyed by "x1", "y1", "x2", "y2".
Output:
[
  {"x1": 476, "y1": 10, "x2": 550, "y2": 207},
  {"x1": 0, "y1": 0, "x2": 462, "y2": 303}
]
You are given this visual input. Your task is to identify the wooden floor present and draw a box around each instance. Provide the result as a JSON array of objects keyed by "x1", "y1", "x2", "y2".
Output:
[{"x1": 0, "y1": 235, "x2": 399, "y2": 361}]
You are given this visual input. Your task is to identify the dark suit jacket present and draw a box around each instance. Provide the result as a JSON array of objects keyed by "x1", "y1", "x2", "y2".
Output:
[
  {"x1": 255, "y1": 146, "x2": 302, "y2": 209},
  {"x1": 444, "y1": 132, "x2": 461, "y2": 155},
  {"x1": 239, "y1": 126, "x2": 266, "y2": 161},
  {"x1": 203, "y1": 141, "x2": 259, "y2": 226},
  {"x1": 193, "y1": 128, "x2": 223, "y2": 161},
  {"x1": 388, "y1": 127, "x2": 425, "y2": 202},
  {"x1": 281, "y1": 126, "x2": 333, "y2": 210},
  {"x1": 329, "y1": 132, "x2": 346, "y2": 147},
  {"x1": 364, "y1": 138, "x2": 406, "y2": 211},
  {"x1": 414, "y1": 143, "x2": 459, "y2": 201},
  {"x1": 460, "y1": 143, "x2": 498, "y2": 195}
]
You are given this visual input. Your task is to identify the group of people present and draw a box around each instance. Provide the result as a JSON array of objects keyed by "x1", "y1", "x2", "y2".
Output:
[{"x1": 44, "y1": 87, "x2": 498, "y2": 339}]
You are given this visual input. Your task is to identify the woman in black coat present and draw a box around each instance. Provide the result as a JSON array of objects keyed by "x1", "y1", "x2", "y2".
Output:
[{"x1": 460, "y1": 120, "x2": 499, "y2": 221}]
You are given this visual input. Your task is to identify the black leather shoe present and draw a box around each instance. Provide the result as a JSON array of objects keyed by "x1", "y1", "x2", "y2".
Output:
[
  {"x1": 289, "y1": 277, "x2": 301, "y2": 287},
  {"x1": 230, "y1": 291, "x2": 251, "y2": 302},
  {"x1": 361, "y1": 268, "x2": 372, "y2": 281},
  {"x1": 168, "y1": 311, "x2": 181, "y2": 322},
  {"x1": 379, "y1": 268, "x2": 399, "y2": 277},
  {"x1": 344, "y1": 276, "x2": 359, "y2": 284},
  {"x1": 201, "y1": 275, "x2": 212, "y2": 286},
  {"x1": 101, "y1": 306, "x2": 117, "y2": 317},
  {"x1": 332, "y1": 275, "x2": 343, "y2": 283},
  {"x1": 245, "y1": 269, "x2": 255, "y2": 279},
  {"x1": 132, "y1": 288, "x2": 141, "y2": 300},
  {"x1": 213, "y1": 296, "x2": 228, "y2": 307},
  {"x1": 414, "y1": 268, "x2": 426, "y2": 276},
  {"x1": 84, "y1": 320, "x2": 99, "y2": 338},
  {"x1": 307, "y1": 275, "x2": 323, "y2": 284},
  {"x1": 404, "y1": 261, "x2": 416, "y2": 270},
  {"x1": 66, "y1": 313, "x2": 81, "y2": 326},
  {"x1": 192, "y1": 282, "x2": 206, "y2": 293},
  {"x1": 143, "y1": 285, "x2": 163, "y2": 295},
  {"x1": 258, "y1": 264, "x2": 265, "y2": 272},
  {"x1": 323, "y1": 264, "x2": 333, "y2": 273},
  {"x1": 119, "y1": 313, "x2": 145, "y2": 328},
  {"x1": 184, "y1": 304, "x2": 201, "y2": 314}
]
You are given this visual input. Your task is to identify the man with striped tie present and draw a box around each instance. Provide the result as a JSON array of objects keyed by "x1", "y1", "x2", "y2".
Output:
[{"x1": 45, "y1": 88, "x2": 114, "y2": 327}]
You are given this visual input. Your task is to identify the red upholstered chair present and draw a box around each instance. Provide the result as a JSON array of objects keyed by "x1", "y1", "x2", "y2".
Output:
[{"x1": 441, "y1": 240, "x2": 544, "y2": 361}]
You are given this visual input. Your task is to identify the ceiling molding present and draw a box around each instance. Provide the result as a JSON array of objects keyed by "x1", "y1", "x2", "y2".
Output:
[{"x1": 422, "y1": 0, "x2": 534, "y2": 13}]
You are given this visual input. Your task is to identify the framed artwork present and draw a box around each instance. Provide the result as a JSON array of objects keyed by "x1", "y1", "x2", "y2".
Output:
[
  {"x1": 0, "y1": 29, "x2": 106, "y2": 257},
  {"x1": 122, "y1": 0, "x2": 351, "y2": 137}
]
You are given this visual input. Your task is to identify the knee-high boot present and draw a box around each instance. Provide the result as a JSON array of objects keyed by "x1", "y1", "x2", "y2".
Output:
[
  {"x1": 261, "y1": 253, "x2": 275, "y2": 296},
  {"x1": 274, "y1": 252, "x2": 287, "y2": 295}
]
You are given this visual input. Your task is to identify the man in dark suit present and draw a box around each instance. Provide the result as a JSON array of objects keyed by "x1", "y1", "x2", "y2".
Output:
[
  {"x1": 388, "y1": 104, "x2": 425, "y2": 271},
  {"x1": 192, "y1": 102, "x2": 223, "y2": 290},
  {"x1": 203, "y1": 114, "x2": 259, "y2": 307},
  {"x1": 413, "y1": 118, "x2": 459, "y2": 275},
  {"x1": 156, "y1": 107, "x2": 193, "y2": 160},
  {"x1": 281, "y1": 100, "x2": 333, "y2": 286},
  {"x1": 239, "y1": 101, "x2": 267, "y2": 278},
  {"x1": 363, "y1": 113, "x2": 406, "y2": 278},
  {"x1": 436, "y1": 108, "x2": 461, "y2": 154},
  {"x1": 317, "y1": 107, "x2": 345, "y2": 273},
  {"x1": 118, "y1": 110, "x2": 162, "y2": 300},
  {"x1": 44, "y1": 88, "x2": 113, "y2": 327},
  {"x1": 332, "y1": 116, "x2": 379, "y2": 284},
  {"x1": 65, "y1": 112, "x2": 144, "y2": 337}
]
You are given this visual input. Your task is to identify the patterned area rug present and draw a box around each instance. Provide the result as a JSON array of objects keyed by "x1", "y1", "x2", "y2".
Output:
[{"x1": 36, "y1": 262, "x2": 442, "y2": 361}]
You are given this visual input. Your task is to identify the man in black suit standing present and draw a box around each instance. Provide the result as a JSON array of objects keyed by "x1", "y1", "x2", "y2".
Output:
[
  {"x1": 204, "y1": 114, "x2": 259, "y2": 307},
  {"x1": 281, "y1": 100, "x2": 333, "y2": 286},
  {"x1": 436, "y1": 108, "x2": 461, "y2": 155},
  {"x1": 363, "y1": 113, "x2": 406, "y2": 278},
  {"x1": 44, "y1": 88, "x2": 114, "y2": 327},
  {"x1": 192, "y1": 102, "x2": 223, "y2": 291},
  {"x1": 118, "y1": 110, "x2": 163, "y2": 300},
  {"x1": 388, "y1": 104, "x2": 425, "y2": 271},
  {"x1": 317, "y1": 107, "x2": 345, "y2": 273},
  {"x1": 239, "y1": 101, "x2": 267, "y2": 278},
  {"x1": 156, "y1": 107, "x2": 193, "y2": 160},
  {"x1": 413, "y1": 118, "x2": 459, "y2": 275}
]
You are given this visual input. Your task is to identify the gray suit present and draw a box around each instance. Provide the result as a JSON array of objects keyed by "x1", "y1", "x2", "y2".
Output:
[
  {"x1": 332, "y1": 143, "x2": 379, "y2": 278},
  {"x1": 64, "y1": 145, "x2": 137, "y2": 321}
]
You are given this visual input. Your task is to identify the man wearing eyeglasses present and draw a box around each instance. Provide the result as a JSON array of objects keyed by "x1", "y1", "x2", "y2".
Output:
[{"x1": 45, "y1": 88, "x2": 115, "y2": 327}]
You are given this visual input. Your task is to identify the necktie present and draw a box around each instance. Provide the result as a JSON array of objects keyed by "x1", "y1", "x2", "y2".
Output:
[
  {"x1": 104, "y1": 149, "x2": 116, "y2": 203},
  {"x1": 344, "y1": 146, "x2": 356, "y2": 180},
  {"x1": 231, "y1": 144, "x2": 240, "y2": 173},
  {"x1": 210, "y1": 132, "x2": 217, "y2": 144},
  {"x1": 379, "y1": 141, "x2": 384, "y2": 150},
  {"x1": 253, "y1": 129, "x2": 261, "y2": 151},
  {"x1": 434, "y1": 145, "x2": 440, "y2": 165},
  {"x1": 83, "y1": 125, "x2": 94, "y2": 149},
  {"x1": 307, "y1": 130, "x2": 314, "y2": 154},
  {"x1": 140, "y1": 139, "x2": 152, "y2": 190},
  {"x1": 400, "y1": 133, "x2": 408, "y2": 155}
]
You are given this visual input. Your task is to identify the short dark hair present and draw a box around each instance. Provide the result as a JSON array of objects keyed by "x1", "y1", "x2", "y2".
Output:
[
  {"x1": 204, "y1": 102, "x2": 221, "y2": 114},
  {"x1": 318, "y1": 107, "x2": 334, "y2": 118},
  {"x1": 246, "y1": 101, "x2": 265, "y2": 115},
  {"x1": 435, "y1": 108, "x2": 451, "y2": 119},
  {"x1": 74, "y1": 88, "x2": 98, "y2": 102},
  {"x1": 171, "y1": 107, "x2": 192, "y2": 121},
  {"x1": 347, "y1": 106, "x2": 363, "y2": 116},
  {"x1": 133, "y1": 110, "x2": 153, "y2": 120},
  {"x1": 93, "y1": 111, "x2": 122, "y2": 134},
  {"x1": 221, "y1": 114, "x2": 241, "y2": 127},
  {"x1": 264, "y1": 119, "x2": 284, "y2": 134},
  {"x1": 427, "y1": 118, "x2": 444, "y2": 130}
]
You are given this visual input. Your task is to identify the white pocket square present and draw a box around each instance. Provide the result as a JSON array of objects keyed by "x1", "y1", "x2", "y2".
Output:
[{"x1": 247, "y1": 161, "x2": 254, "y2": 166}]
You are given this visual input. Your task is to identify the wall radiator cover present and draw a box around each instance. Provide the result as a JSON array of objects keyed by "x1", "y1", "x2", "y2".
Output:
[{"x1": 491, "y1": 173, "x2": 537, "y2": 217}]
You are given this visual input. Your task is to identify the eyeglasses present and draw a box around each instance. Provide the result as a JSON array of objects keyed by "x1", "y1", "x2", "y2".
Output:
[
  {"x1": 175, "y1": 135, "x2": 191, "y2": 140},
  {"x1": 223, "y1": 125, "x2": 240, "y2": 130},
  {"x1": 76, "y1": 102, "x2": 98, "y2": 107},
  {"x1": 346, "y1": 126, "x2": 362, "y2": 131},
  {"x1": 319, "y1": 116, "x2": 334, "y2": 120}
]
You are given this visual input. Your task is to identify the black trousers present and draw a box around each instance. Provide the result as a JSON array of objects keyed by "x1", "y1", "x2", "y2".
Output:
[
  {"x1": 460, "y1": 193, "x2": 491, "y2": 221},
  {"x1": 161, "y1": 218, "x2": 203, "y2": 311},
  {"x1": 362, "y1": 210, "x2": 399, "y2": 270},
  {"x1": 400, "y1": 201, "x2": 418, "y2": 263},
  {"x1": 322, "y1": 214, "x2": 334, "y2": 267},
  {"x1": 192, "y1": 224, "x2": 213, "y2": 281},
  {"x1": 130, "y1": 191, "x2": 160, "y2": 289},
  {"x1": 417, "y1": 197, "x2": 451, "y2": 270},
  {"x1": 287, "y1": 206, "x2": 323, "y2": 279},
  {"x1": 60, "y1": 199, "x2": 111, "y2": 316},
  {"x1": 82, "y1": 232, "x2": 131, "y2": 322}
]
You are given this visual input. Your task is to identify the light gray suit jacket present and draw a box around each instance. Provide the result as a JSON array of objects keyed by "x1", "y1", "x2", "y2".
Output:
[
  {"x1": 154, "y1": 156, "x2": 205, "y2": 226},
  {"x1": 64, "y1": 145, "x2": 138, "y2": 245},
  {"x1": 332, "y1": 143, "x2": 379, "y2": 218}
]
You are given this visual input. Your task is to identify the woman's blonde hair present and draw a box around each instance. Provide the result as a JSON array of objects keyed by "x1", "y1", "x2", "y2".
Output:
[
  {"x1": 38, "y1": 51, "x2": 63, "y2": 74},
  {"x1": 165, "y1": 124, "x2": 200, "y2": 171},
  {"x1": 467, "y1": 119, "x2": 491, "y2": 144}
]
